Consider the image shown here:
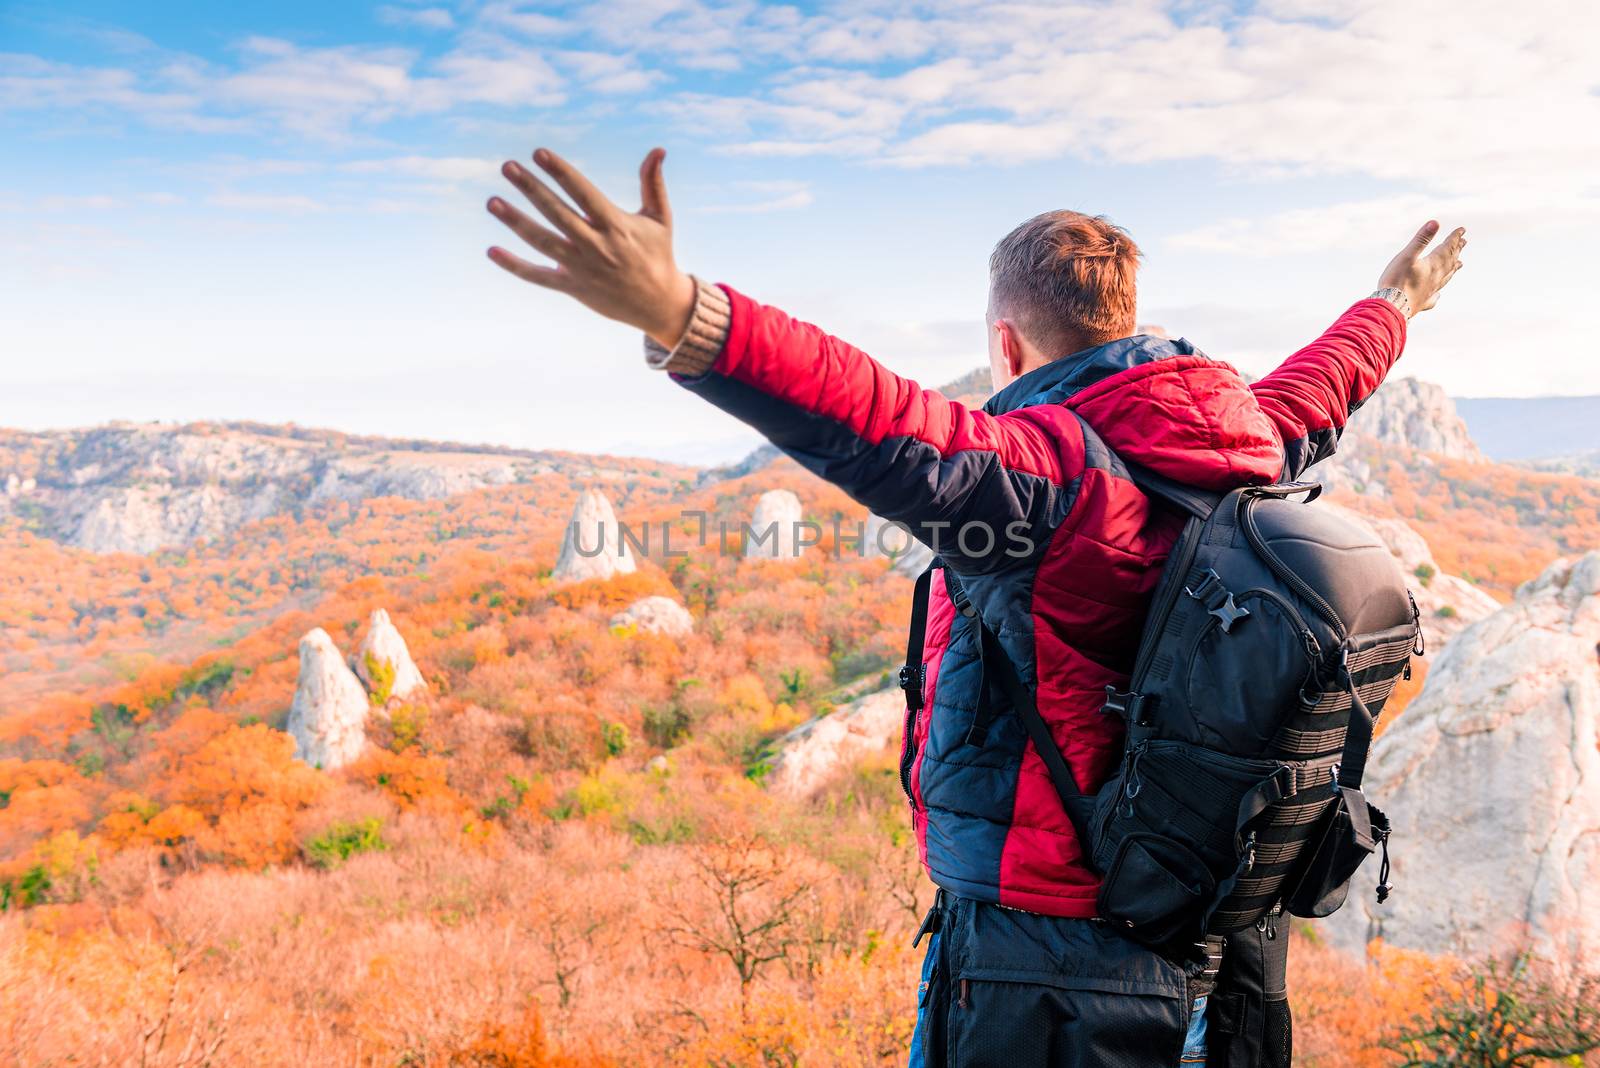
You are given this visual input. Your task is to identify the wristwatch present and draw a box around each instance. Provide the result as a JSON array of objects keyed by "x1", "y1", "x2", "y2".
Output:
[{"x1": 1370, "y1": 286, "x2": 1412, "y2": 319}]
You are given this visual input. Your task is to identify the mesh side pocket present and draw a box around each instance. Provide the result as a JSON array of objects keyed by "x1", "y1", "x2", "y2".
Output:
[{"x1": 1263, "y1": 996, "x2": 1292, "y2": 1068}]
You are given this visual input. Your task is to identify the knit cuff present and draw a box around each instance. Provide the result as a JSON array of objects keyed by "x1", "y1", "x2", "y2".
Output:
[{"x1": 644, "y1": 276, "x2": 730, "y2": 376}]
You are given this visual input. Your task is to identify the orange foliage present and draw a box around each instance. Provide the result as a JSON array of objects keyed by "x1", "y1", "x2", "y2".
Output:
[
  {"x1": 350, "y1": 747, "x2": 462, "y2": 811},
  {"x1": 1290, "y1": 934, "x2": 1463, "y2": 1067},
  {"x1": 160, "y1": 724, "x2": 328, "y2": 866},
  {"x1": 1335, "y1": 456, "x2": 1600, "y2": 598},
  {"x1": 0, "y1": 439, "x2": 1583, "y2": 1063}
]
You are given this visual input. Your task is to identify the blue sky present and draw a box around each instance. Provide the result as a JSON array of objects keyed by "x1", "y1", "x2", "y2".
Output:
[{"x1": 2, "y1": 0, "x2": 1597, "y2": 462}]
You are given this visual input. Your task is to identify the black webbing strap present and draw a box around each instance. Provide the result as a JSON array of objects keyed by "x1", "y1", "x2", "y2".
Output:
[
  {"x1": 940, "y1": 569, "x2": 1095, "y2": 842},
  {"x1": 1335, "y1": 648, "x2": 1375, "y2": 790},
  {"x1": 977, "y1": 623, "x2": 1097, "y2": 848},
  {"x1": 1120, "y1": 459, "x2": 1222, "y2": 520},
  {"x1": 899, "y1": 566, "x2": 934, "y2": 713}
]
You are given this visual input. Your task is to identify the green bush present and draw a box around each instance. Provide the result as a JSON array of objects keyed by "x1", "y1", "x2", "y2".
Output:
[
  {"x1": 1414, "y1": 562, "x2": 1437, "y2": 587},
  {"x1": 363, "y1": 652, "x2": 396, "y2": 705},
  {"x1": 304, "y1": 817, "x2": 387, "y2": 869},
  {"x1": 1385, "y1": 954, "x2": 1600, "y2": 1066},
  {"x1": 1437, "y1": 604, "x2": 1459, "y2": 619},
  {"x1": 643, "y1": 703, "x2": 692, "y2": 748},
  {"x1": 388, "y1": 704, "x2": 427, "y2": 751},
  {"x1": 0, "y1": 865, "x2": 50, "y2": 911}
]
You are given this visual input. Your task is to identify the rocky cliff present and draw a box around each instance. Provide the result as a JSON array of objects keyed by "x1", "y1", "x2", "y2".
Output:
[
  {"x1": 1322, "y1": 377, "x2": 1486, "y2": 496},
  {"x1": 1325, "y1": 552, "x2": 1600, "y2": 970},
  {"x1": 1344, "y1": 377, "x2": 1485, "y2": 462},
  {"x1": 0, "y1": 422, "x2": 614, "y2": 555},
  {"x1": 287, "y1": 628, "x2": 372, "y2": 769}
]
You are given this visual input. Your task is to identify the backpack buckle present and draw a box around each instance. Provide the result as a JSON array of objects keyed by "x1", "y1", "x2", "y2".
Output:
[
  {"x1": 899, "y1": 663, "x2": 925, "y2": 712},
  {"x1": 1184, "y1": 569, "x2": 1251, "y2": 633},
  {"x1": 1102, "y1": 687, "x2": 1151, "y2": 725},
  {"x1": 947, "y1": 580, "x2": 978, "y2": 618}
]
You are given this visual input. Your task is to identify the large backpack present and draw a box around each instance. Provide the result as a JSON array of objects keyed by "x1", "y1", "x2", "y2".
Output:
[{"x1": 903, "y1": 465, "x2": 1421, "y2": 961}]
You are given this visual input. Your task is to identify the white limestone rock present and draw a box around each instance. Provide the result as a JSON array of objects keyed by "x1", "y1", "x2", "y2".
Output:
[
  {"x1": 610, "y1": 595, "x2": 694, "y2": 637},
  {"x1": 1346, "y1": 377, "x2": 1485, "y2": 462},
  {"x1": 553, "y1": 487, "x2": 637, "y2": 583},
  {"x1": 744, "y1": 489, "x2": 807, "y2": 560},
  {"x1": 863, "y1": 513, "x2": 934, "y2": 577},
  {"x1": 767, "y1": 687, "x2": 905, "y2": 799},
  {"x1": 287, "y1": 628, "x2": 371, "y2": 769},
  {"x1": 351, "y1": 609, "x2": 426, "y2": 702},
  {"x1": 1319, "y1": 503, "x2": 1500, "y2": 650},
  {"x1": 1319, "y1": 377, "x2": 1485, "y2": 496},
  {"x1": 1323, "y1": 552, "x2": 1600, "y2": 971},
  {"x1": 843, "y1": 514, "x2": 935, "y2": 577}
]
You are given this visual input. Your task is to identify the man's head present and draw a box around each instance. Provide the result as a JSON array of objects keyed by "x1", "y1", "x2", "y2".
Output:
[{"x1": 986, "y1": 210, "x2": 1141, "y2": 392}]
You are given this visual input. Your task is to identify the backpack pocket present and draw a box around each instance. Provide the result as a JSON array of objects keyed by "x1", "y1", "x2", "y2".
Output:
[
  {"x1": 1180, "y1": 589, "x2": 1319, "y2": 754},
  {"x1": 1091, "y1": 741, "x2": 1288, "y2": 955},
  {"x1": 1097, "y1": 833, "x2": 1215, "y2": 949},
  {"x1": 1285, "y1": 785, "x2": 1390, "y2": 918}
]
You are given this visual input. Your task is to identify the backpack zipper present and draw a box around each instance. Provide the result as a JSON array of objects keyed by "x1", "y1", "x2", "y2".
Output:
[
  {"x1": 1179, "y1": 588, "x2": 1321, "y2": 685},
  {"x1": 1408, "y1": 590, "x2": 1425, "y2": 656},
  {"x1": 1129, "y1": 516, "x2": 1207, "y2": 687}
]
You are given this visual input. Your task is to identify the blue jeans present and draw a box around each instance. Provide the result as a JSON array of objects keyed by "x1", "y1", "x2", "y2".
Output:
[{"x1": 909, "y1": 914, "x2": 1207, "y2": 1067}]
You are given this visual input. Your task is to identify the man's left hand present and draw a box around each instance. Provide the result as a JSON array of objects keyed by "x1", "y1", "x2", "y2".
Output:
[{"x1": 486, "y1": 147, "x2": 696, "y2": 348}]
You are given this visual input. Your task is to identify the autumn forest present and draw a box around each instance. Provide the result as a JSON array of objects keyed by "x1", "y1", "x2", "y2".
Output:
[{"x1": 2, "y1": 413, "x2": 1598, "y2": 1066}]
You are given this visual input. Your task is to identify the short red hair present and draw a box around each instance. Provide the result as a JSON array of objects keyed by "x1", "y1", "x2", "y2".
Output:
[{"x1": 989, "y1": 210, "x2": 1141, "y2": 356}]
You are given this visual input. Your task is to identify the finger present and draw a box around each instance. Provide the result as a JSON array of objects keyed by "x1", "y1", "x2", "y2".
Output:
[
  {"x1": 534, "y1": 148, "x2": 622, "y2": 228},
  {"x1": 503, "y1": 161, "x2": 593, "y2": 244},
  {"x1": 487, "y1": 196, "x2": 574, "y2": 262},
  {"x1": 1425, "y1": 228, "x2": 1466, "y2": 266},
  {"x1": 487, "y1": 246, "x2": 571, "y2": 291},
  {"x1": 1401, "y1": 219, "x2": 1440, "y2": 256},
  {"x1": 639, "y1": 147, "x2": 671, "y2": 225}
]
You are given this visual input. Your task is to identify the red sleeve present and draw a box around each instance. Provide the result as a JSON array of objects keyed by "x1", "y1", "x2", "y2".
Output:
[
  {"x1": 1249, "y1": 298, "x2": 1407, "y2": 479},
  {"x1": 675, "y1": 285, "x2": 1088, "y2": 570}
]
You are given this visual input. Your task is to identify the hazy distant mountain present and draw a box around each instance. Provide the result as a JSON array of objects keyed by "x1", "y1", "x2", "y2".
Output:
[
  {"x1": 0, "y1": 421, "x2": 675, "y2": 555},
  {"x1": 1453, "y1": 395, "x2": 1600, "y2": 462}
]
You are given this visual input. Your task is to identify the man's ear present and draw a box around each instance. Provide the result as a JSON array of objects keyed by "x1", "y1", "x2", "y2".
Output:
[{"x1": 996, "y1": 319, "x2": 1026, "y2": 379}]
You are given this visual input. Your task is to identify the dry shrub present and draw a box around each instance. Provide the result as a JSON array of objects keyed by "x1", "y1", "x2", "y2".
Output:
[{"x1": 1291, "y1": 933, "x2": 1461, "y2": 1067}]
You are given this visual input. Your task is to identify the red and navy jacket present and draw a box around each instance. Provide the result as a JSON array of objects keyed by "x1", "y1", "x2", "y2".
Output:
[{"x1": 673, "y1": 286, "x2": 1407, "y2": 917}]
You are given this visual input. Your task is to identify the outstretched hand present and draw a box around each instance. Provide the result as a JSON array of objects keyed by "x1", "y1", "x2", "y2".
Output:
[
  {"x1": 1377, "y1": 221, "x2": 1467, "y2": 317},
  {"x1": 487, "y1": 147, "x2": 696, "y2": 347}
]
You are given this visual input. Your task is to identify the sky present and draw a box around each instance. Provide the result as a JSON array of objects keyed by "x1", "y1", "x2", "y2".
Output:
[{"x1": 1, "y1": 0, "x2": 1597, "y2": 464}]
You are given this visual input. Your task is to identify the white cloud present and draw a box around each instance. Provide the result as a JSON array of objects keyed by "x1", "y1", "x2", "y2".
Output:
[
  {"x1": 1, "y1": 32, "x2": 569, "y2": 141},
  {"x1": 338, "y1": 155, "x2": 502, "y2": 182},
  {"x1": 377, "y1": 5, "x2": 456, "y2": 30},
  {"x1": 478, "y1": 3, "x2": 572, "y2": 38},
  {"x1": 633, "y1": 0, "x2": 1600, "y2": 223},
  {"x1": 556, "y1": 50, "x2": 665, "y2": 94},
  {"x1": 206, "y1": 192, "x2": 326, "y2": 213},
  {"x1": 37, "y1": 194, "x2": 122, "y2": 211},
  {"x1": 699, "y1": 180, "x2": 814, "y2": 213}
]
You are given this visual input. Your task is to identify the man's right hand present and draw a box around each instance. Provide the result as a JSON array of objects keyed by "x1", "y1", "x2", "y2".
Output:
[{"x1": 1377, "y1": 220, "x2": 1467, "y2": 317}]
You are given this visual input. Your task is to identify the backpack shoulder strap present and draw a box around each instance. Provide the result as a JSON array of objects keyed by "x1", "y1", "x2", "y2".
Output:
[
  {"x1": 898, "y1": 565, "x2": 935, "y2": 713},
  {"x1": 940, "y1": 568, "x2": 1097, "y2": 848},
  {"x1": 1120, "y1": 459, "x2": 1223, "y2": 520}
]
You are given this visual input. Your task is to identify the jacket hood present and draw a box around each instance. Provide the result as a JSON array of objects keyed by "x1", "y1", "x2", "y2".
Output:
[{"x1": 982, "y1": 335, "x2": 1283, "y2": 489}]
